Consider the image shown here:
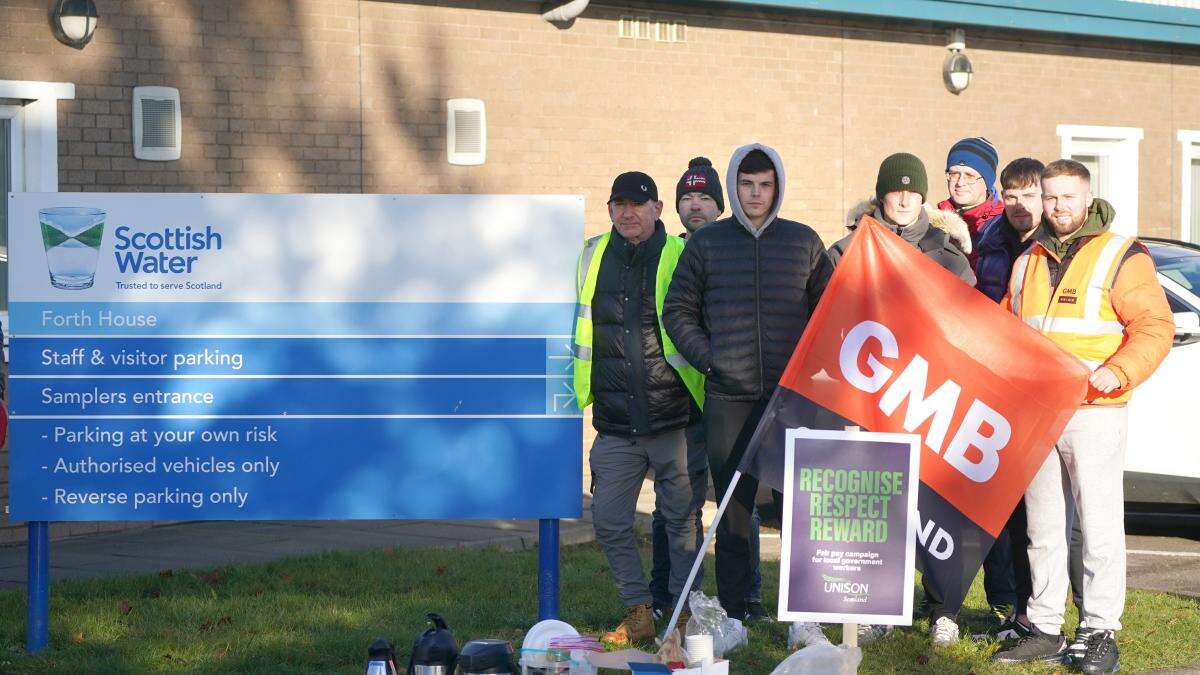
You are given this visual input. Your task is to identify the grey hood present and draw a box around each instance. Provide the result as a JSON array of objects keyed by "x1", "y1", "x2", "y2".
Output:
[{"x1": 726, "y1": 142, "x2": 786, "y2": 238}]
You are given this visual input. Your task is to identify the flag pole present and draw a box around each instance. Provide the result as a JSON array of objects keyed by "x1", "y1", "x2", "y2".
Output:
[
  {"x1": 660, "y1": 469, "x2": 744, "y2": 643},
  {"x1": 841, "y1": 425, "x2": 860, "y2": 648}
]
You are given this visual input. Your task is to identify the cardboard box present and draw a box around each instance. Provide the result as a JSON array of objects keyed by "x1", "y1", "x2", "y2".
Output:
[
  {"x1": 628, "y1": 660, "x2": 729, "y2": 675},
  {"x1": 669, "y1": 660, "x2": 729, "y2": 675}
]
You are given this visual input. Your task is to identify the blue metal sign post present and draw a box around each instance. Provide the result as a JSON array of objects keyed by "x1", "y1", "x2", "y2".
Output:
[
  {"x1": 26, "y1": 522, "x2": 49, "y2": 653},
  {"x1": 538, "y1": 518, "x2": 560, "y2": 621},
  {"x1": 8, "y1": 193, "x2": 583, "y2": 652}
]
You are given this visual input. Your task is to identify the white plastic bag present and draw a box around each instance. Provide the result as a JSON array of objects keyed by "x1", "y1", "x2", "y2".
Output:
[
  {"x1": 787, "y1": 622, "x2": 831, "y2": 650},
  {"x1": 770, "y1": 643, "x2": 862, "y2": 675},
  {"x1": 683, "y1": 590, "x2": 748, "y2": 658}
]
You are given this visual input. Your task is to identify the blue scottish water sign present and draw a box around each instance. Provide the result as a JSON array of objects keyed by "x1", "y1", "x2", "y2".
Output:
[{"x1": 7, "y1": 193, "x2": 584, "y2": 521}]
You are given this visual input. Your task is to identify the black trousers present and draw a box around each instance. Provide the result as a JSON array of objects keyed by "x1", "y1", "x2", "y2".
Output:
[
  {"x1": 982, "y1": 498, "x2": 1032, "y2": 615},
  {"x1": 923, "y1": 499, "x2": 1036, "y2": 623},
  {"x1": 704, "y1": 397, "x2": 776, "y2": 620}
]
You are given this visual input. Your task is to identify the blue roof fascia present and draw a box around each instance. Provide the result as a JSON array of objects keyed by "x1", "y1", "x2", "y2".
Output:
[{"x1": 707, "y1": 0, "x2": 1200, "y2": 46}]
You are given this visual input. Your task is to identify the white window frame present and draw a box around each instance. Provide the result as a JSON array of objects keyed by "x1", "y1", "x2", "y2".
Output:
[
  {"x1": 1179, "y1": 130, "x2": 1200, "y2": 244},
  {"x1": 1, "y1": 104, "x2": 25, "y2": 194},
  {"x1": 1, "y1": 103, "x2": 25, "y2": 281},
  {"x1": 0, "y1": 81, "x2": 73, "y2": 367},
  {"x1": 0, "y1": 80, "x2": 74, "y2": 193},
  {"x1": 1056, "y1": 124, "x2": 1143, "y2": 237}
]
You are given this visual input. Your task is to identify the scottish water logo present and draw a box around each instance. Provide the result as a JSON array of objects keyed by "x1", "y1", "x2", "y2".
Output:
[
  {"x1": 39, "y1": 207, "x2": 106, "y2": 290},
  {"x1": 112, "y1": 225, "x2": 223, "y2": 273}
]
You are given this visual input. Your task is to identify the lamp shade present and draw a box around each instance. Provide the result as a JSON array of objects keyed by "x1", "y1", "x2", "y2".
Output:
[
  {"x1": 50, "y1": 0, "x2": 99, "y2": 49},
  {"x1": 943, "y1": 51, "x2": 973, "y2": 94}
]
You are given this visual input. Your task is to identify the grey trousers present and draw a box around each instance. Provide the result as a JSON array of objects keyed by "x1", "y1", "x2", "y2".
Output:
[
  {"x1": 1025, "y1": 406, "x2": 1128, "y2": 633},
  {"x1": 650, "y1": 420, "x2": 708, "y2": 609},
  {"x1": 591, "y1": 429, "x2": 698, "y2": 607}
]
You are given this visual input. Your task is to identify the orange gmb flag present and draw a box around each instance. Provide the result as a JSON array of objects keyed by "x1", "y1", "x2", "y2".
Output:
[{"x1": 781, "y1": 217, "x2": 1089, "y2": 537}]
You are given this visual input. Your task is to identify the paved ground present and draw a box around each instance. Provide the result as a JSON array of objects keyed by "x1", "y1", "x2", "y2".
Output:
[
  {"x1": 4, "y1": 485, "x2": 1197, "y2": 601},
  {"x1": 1123, "y1": 513, "x2": 1200, "y2": 600},
  {"x1": 0, "y1": 517, "x2": 601, "y2": 590}
]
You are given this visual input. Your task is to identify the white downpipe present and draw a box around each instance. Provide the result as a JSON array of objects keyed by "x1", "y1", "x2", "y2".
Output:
[{"x1": 541, "y1": 0, "x2": 589, "y2": 23}]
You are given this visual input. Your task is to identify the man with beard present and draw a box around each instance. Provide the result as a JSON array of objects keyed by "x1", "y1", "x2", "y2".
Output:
[
  {"x1": 994, "y1": 160, "x2": 1172, "y2": 674},
  {"x1": 971, "y1": 158, "x2": 1045, "y2": 642}
]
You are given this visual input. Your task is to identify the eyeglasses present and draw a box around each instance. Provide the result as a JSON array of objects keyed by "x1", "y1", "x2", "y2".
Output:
[{"x1": 945, "y1": 171, "x2": 984, "y2": 185}]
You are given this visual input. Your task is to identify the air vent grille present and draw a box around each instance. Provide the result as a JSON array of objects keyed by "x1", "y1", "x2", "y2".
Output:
[
  {"x1": 619, "y1": 16, "x2": 652, "y2": 39},
  {"x1": 133, "y1": 86, "x2": 182, "y2": 161},
  {"x1": 140, "y1": 99, "x2": 176, "y2": 148},
  {"x1": 656, "y1": 21, "x2": 686, "y2": 43},
  {"x1": 620, "y1": 16, "x2": 684, "y2": 42},
  {"x1": 453, "y1": 110, "x2": 483, "y2": 154},
  {"x1": 446, "y1": 98, "x2": 486, "y2": 166}
]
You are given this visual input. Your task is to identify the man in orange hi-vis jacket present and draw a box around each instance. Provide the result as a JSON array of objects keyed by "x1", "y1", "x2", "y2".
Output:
[{"x1": 994, "y1": 160, "x2": 1173, "y2": 674}]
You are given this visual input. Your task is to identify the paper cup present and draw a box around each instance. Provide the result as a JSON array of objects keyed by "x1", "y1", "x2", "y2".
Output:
[{"x1": 685, "y1": 633, "x2": 714, "y2": 666}]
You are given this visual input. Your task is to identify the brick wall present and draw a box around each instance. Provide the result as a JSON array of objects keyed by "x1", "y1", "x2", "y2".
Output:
[{"x1": 1, "y1": 0, "x2": 1198, "y2": 542}]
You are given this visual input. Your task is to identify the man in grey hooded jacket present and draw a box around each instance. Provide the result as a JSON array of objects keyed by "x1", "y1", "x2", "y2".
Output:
[{"x1": 663, "y1": 143, "x2": 834, "y2": 619}]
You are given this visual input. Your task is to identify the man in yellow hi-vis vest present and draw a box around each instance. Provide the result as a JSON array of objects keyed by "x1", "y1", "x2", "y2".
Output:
[
  {"x1": 994, "y1": 160, "x2": 1173, "y2": 674},
  {"x1": 574, "y1": 171, "x2": 706, "y2": 645}
]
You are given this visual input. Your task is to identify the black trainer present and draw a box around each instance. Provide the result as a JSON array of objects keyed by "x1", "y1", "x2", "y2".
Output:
[
  {"x1": 1067, "y1": 626, "x2": 1098, "y2": 665},
  {"x1": 744, "y1": 601, "x2": 774, "y2": 624},
  {"x1": 994, "y1": 616, "x2": 1035, "y2": 642},
  {"x1": 992, "y1": 625, "x2": 1067, "y2": 663},
  {"x1": 1078, "y1": 630, "x2": 1119, "y2": 674}
]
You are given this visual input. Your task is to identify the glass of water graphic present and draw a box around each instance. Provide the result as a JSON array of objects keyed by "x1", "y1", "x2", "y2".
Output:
[{"x1": 39, "y1": 207, "x2": 106, "y2": 290}]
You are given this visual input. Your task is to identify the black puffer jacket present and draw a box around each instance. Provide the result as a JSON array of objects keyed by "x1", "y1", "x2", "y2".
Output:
[
  {"x1": 663, "y1": 144, "x2": 833, "y2": 401},
  {"x1": 590, "y1": 223, "x2": 693, "y2": 436}
]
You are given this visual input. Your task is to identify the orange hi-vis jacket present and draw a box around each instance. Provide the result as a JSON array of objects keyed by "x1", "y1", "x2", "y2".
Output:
[{"x1": 1004, "y1": 230, "x2": 1173, "y2": 406}]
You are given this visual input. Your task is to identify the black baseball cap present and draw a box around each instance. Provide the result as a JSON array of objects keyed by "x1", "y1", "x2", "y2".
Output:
[{"x1": 608, "y1": 171, "x2": 659, "y2": 204}]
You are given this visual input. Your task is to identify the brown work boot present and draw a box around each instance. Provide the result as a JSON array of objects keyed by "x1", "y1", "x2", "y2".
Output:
[
  {"x1": 602, "y1": 603, "x2": 656, "y2": 645},
  {"x1": 676, "y1": 608, "x2": 692, "y2": 632}
]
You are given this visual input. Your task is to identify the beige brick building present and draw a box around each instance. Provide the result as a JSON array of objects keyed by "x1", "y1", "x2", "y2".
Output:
[{"x1": 2, "y1": 0, "x2": 1199, "y2": 542}]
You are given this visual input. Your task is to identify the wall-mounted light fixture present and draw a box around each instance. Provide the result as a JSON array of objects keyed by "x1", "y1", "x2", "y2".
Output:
[
  {"x1": 541, "y1": 0, "x2": 589, "y2": 28},
  {"x1": 49, "y1": 0, "x2": 99, "y2": 50},
  {"x1": 943, "y1": 28, "x2": 972, "y2": 95}
]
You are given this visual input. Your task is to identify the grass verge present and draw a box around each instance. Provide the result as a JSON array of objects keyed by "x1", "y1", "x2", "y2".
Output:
[{"x1": 1, "y1": 539, "x2": 1197, "y2": 673}]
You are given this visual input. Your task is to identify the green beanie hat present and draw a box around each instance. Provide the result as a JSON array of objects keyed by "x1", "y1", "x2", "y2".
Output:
[{"x1": 875, "y1": 152, "x2": 928, "y2": 202}]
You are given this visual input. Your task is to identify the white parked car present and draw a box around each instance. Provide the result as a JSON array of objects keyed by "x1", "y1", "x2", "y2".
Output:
[{"x1": 1125, "y1": 238, "x2": 1200, "y2": 508}]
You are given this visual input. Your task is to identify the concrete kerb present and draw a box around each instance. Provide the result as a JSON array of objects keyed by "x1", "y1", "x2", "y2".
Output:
[
  {"x1": 0, "y1": 480, "x2": 684, "y2": 590},
  {"x1": 0, "y1": 513, "x2": 611, "y2": 590}
]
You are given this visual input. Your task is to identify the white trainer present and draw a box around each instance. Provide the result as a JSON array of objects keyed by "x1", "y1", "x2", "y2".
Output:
[
  {"x1": 857, "y1": 624, "x2": 894, "y2": 644},
  {"x1": 788, "y1": 622, "x2": 831, "y2": 650},
  {"x1": 930, "y1": 616, "x2": 960, "y2": 647}
]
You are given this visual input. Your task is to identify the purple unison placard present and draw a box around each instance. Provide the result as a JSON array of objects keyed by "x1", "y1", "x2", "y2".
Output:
[{"x1": 777, "y1": 429, "x2": 920, "y2": 624}]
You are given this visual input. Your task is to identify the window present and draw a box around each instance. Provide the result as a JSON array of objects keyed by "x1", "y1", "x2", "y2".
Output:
[
  {"x1": 1156, "y1": 250, "x2": 1200, "y2": 294},
  {"x1": 0, "y1": 104, "x2": 21, "y2": 352},
  {"x1": 0, "y1": 80, "x2": 75, "y2": 361},
  {"x1": 1057, "y1": 125, "x2": 1143, "y2": 237},
  {"x1": 1179, "y1": 130, "x2": 1200, "y2": 244}
]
